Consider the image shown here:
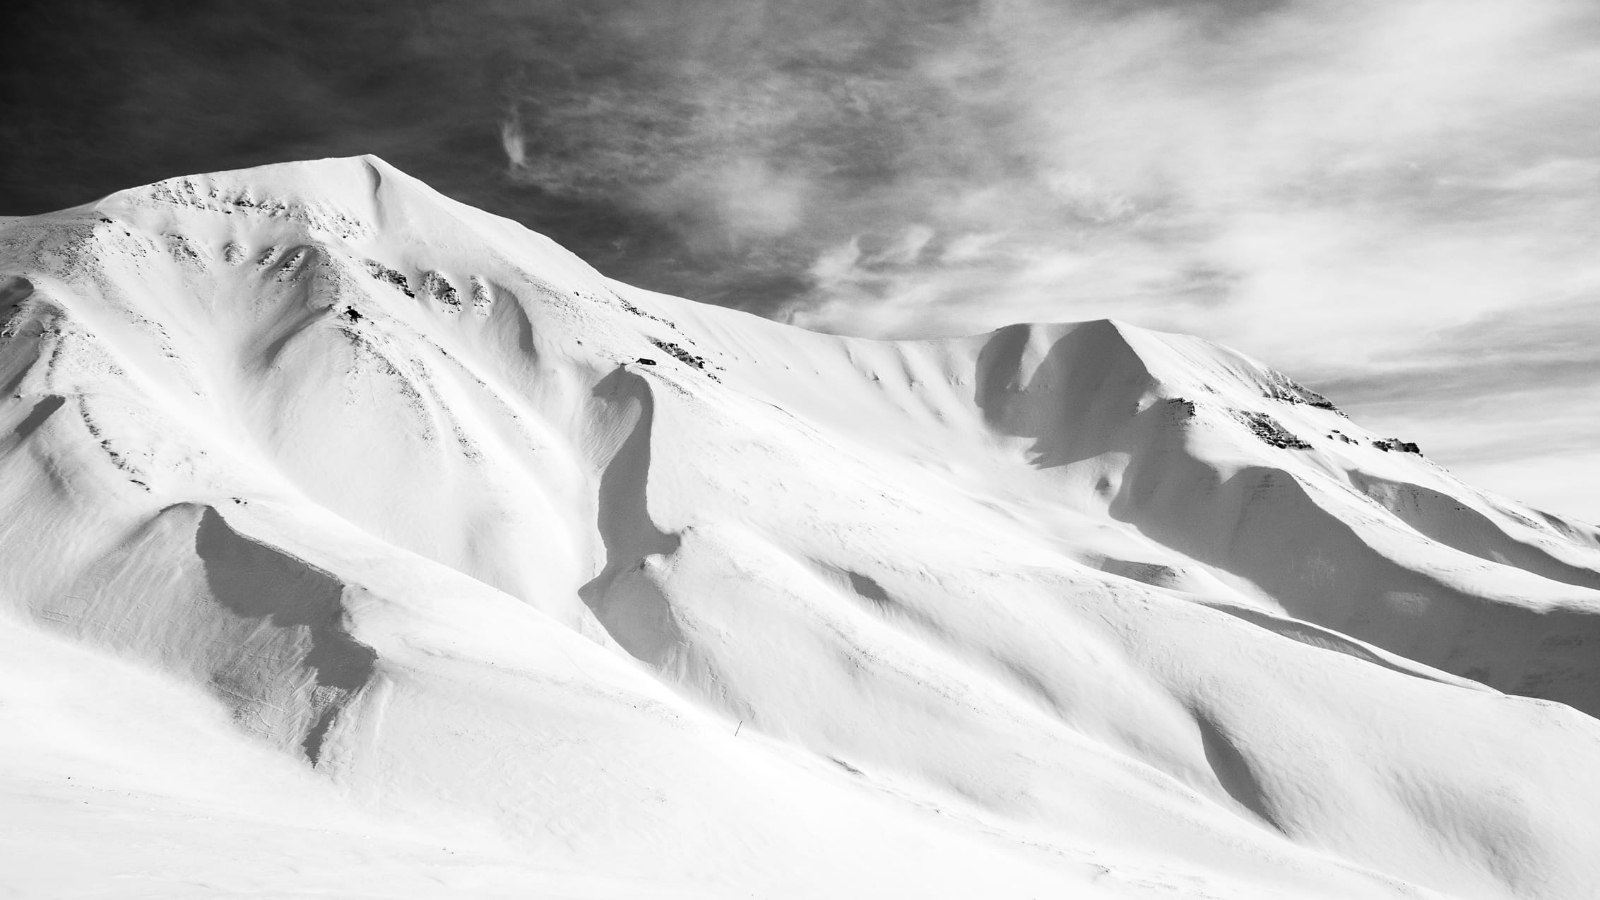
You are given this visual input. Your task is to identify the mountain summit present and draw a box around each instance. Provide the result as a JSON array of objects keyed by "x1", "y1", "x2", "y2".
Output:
[{"x1": 4, "y1": 156, "x2": 1600, "y2": 899}]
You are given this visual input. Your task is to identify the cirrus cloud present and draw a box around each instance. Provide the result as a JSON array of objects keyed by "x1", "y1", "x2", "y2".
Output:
[{"x1": 4, "y1": 0, "x2": 1599, "y2": 519}]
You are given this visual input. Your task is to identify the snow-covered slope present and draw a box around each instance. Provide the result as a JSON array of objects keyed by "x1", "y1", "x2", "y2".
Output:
[{"x1": 3, "y1": 156, "x2": 1600, "y2": 899}]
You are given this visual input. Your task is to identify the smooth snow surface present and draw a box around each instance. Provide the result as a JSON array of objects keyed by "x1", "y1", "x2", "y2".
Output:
[{"x1": 4, "y1": 156, "x2": 1600, "y2": 899}]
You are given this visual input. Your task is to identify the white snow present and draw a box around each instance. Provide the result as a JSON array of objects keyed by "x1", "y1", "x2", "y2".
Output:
[{"x1": 2, "y1": 155, "x2": 1599, "y2": 898}]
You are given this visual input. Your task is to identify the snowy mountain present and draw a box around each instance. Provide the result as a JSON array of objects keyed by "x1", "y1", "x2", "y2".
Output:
[{"x1": 4, "y1": 156, "x2": 1600, "y2": 899}]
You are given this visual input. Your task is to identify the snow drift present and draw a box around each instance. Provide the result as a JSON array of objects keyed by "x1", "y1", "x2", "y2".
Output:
[{"x1": 3, "y1": 156, "x2": 1600, "y2": 899}]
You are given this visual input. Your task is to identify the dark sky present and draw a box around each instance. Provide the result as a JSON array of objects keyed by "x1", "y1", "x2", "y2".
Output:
[
  {"x1": 2, "y1": 0, "x2": 992, "y2": 311},
  {"x1": 4, "y1": 0, "x2": 674, "y2": 295},
  {"x1": 5, "y1": 0, "x2": 1600, "y2": 518}
]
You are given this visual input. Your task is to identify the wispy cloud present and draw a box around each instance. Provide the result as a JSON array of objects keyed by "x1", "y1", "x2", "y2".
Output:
[
  {"x1": 7, "y1": 0, "x2": 1598, "y2": 518},
  {"x1": 516, "y1": 0, "x2": 1593, "y2": 518}
]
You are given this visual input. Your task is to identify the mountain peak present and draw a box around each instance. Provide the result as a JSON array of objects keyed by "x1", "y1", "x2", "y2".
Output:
[{"x1": 105, "y1": 154, "x2": 397, "y2": 211}]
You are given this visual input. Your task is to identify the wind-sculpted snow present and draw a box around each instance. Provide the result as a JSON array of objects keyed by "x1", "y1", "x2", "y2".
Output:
[{"x1": 3, "y1": 157, "x2": 1600, "y2": 899}]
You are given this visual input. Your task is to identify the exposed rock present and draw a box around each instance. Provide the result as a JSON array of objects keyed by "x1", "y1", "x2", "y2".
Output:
[
  {"x1": 1373, "y1": 438, "x2": 1422, "y2": 455},
  {"x1": 649, "y1": 338, "x2": 708, "y2": 371},
  {"x1": 615, "y1": 294, "x2": 676, "y2": 329},
  {"x1": 1236, "y1": 410, "x2": 1313, "y2": 449},
  {"x1": 363, "y1": 260, "x2": 414, "y2": 297},
  {"x1": 469, "y1": 277, "x2": 492, "y2": 315},
  {"x1": 1263, "y1": 370, "x2": 1343, "y2": 414},
  {"x1": 418, "y1": 271, "x2": 460, "y2": 309}
]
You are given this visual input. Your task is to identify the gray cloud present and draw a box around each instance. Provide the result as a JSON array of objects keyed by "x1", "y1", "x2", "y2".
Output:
[
  {"x1": 1315, "y1": 297, "x2": 1600, "y2": 408},
  {"x1": 5, "y1": 0, "x2": 1599, "y2": 519},
  {"x1": 1309, "y1": 295, "x2": 1600, "y2": 491}
]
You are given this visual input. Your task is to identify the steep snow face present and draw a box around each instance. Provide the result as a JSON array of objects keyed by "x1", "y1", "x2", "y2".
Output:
[{"x1": 3, "y1": 156, "x2": 1600, "y2": 900}]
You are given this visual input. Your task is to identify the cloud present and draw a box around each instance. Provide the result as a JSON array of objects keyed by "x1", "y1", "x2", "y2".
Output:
[
  {"x1": 766, "y1": 0, "x2": 1600, "y2": 333},
  {"x1": 6, "y1": 0, "x2": 1600, "y2": 518},
  {"x1": 1311, "y1": 294, "x2": 1600, "y2": 505},
  {"x1": 499, "y1": 108, "x2": 528, "y2": 172}
]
